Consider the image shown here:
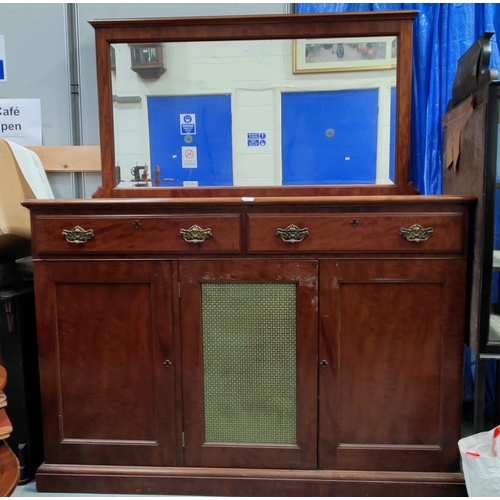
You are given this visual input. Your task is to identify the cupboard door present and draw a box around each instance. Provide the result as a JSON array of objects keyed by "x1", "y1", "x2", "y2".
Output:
[
  {"x1": 319, "y1": 260, "x2": 465, "y2": 472},
  {"x1": 180, "y1": 260, "x2": 318, "y2": 469},
  {"x1": 33, "y1": 261, "x2": 177, "y2": 466}
]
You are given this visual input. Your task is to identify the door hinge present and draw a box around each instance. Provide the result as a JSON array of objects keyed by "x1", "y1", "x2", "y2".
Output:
[
  {"x1": 182, "y1": 431, "x2": 185, "y2": 448},
  {"x1": 178, "y1": 282, "x2": 181, "y2": 299}
]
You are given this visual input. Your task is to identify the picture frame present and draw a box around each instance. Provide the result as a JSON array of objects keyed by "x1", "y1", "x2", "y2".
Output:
[{"x1": 293, "y1": 36, "x2": 397, "y2": 74}]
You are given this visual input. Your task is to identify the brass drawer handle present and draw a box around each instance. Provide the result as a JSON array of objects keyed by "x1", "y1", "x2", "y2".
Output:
[
  {"x1": 62, "y1": 225, "x2": 95, "y2": 244},
  {"x1": 180, "y1": 224, "x2": 212, "y2": 243},
  {"x1": 399, "y1": 224, "x2": 433, "y2": 243},
  {"x1": 276, "y1": 224, "x2": 309, "y2": 243}
]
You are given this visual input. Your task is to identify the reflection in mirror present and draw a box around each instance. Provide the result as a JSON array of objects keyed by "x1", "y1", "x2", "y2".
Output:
[
  {"x1": 110, "y1": 38, "x2": 397, "y2": 189},
  {"x1": 490, "y1": 93, "x2": 500, "y2": 345}
]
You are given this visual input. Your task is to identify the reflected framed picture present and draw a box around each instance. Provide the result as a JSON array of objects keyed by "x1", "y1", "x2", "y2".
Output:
[{"x1": 293, "y1": 36, "x2": 397, "y2": 74}]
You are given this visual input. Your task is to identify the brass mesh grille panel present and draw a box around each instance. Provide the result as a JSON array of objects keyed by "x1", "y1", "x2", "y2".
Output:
[{"x1": 202, "y1": 283, "x2": 297, "y2": 445}]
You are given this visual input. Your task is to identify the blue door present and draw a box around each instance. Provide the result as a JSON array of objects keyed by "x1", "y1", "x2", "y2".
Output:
[
  {"x1": 147, "y1": 95, "x2": 233, "y2": 187},
  {"x1": 281, "y1": 89, "x2": 378, "y2": 185}
]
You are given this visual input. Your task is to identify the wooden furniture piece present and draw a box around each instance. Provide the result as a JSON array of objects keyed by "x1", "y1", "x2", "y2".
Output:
[
  {"x1": 22, "y1": 11, "x2": 475, "y2": 496},
  {"x1": 0, "y1": 444, "x2": 20, "y2": 497},
  {"x1": 442, "y1": 33, "x2": 500, "y2": 431},
  {"x1": 23, "y1": 195, "x2": 473, "y2": 496},
  {"x1": 0, "y1": 366, "x2": 20, "y2": 497},
  {"x1": 91, "y1": 11, "x2": 417, "y2": 198}
]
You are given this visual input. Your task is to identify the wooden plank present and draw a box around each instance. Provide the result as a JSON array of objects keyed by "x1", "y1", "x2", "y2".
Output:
[
  {"x1": 35, "y1": 464, "x2": 467, "y2": 497},
  {"x1": 26, "y1": 146, "x2": 101, "y2": 173}
]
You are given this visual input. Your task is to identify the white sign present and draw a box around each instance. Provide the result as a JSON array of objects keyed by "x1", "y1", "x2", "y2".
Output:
[
  {"x1": 0, "y1": 99, "x2": 42, "y2": 145},
  {"x1": 0, "y1": 35, "x2": 6, "y2": 82},
  {"x1": 182, "y1": 146, "x2": 198, "y2": 168},
  {"x1": 247, "y1": 132, "x2": 267, "y2": 147},
  {"x1": 180, "y1": 113, "x2": 196, "y2": 135}
]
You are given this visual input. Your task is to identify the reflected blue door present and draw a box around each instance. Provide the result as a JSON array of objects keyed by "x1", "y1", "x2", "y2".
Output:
[
  {"x1": 281, "y1": 89, "x2": 378, "y2": 185},
  {"x1": 147, "y1": 95, "x2": 233, "y2": 187}
]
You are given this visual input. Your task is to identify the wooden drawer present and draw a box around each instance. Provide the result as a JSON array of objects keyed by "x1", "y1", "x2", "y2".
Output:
[
  {"x1": 34, "y1": 214, "x2": 242, "y2": 254},
  {"x1": 247, "y1": 213, "x2": 465, "y2": 253}
]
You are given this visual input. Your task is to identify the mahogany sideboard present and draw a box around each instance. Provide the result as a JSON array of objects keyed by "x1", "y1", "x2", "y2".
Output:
[{"x1": 22, "y1": 195, "x2": 473, "y2": 496}]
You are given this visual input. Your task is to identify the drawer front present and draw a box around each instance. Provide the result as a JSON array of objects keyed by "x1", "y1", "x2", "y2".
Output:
[
  {"x1": 35, "y1": 215, "x2": 242, "y2": 254},
  {"x1": 247, "y1": 213, "x2": 465, "y2": 253}
]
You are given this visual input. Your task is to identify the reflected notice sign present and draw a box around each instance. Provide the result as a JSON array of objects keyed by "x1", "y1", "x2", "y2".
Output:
[
  {"x1": 180, "y1": 113, "x2": 196, "y2": 135},
  {"x1": 247, "y1": 132, "x2": 266, "y2": 147}
]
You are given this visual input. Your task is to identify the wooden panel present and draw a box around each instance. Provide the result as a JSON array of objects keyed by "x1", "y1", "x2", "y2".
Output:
[
  {"x1": 247, "y1": 213, "x2": 464, "y2": 253},
  {"x1": 442, "y1": 89, "x2": 489, "y2": 354},
  {"x1": 34, "y1": 214, "x2": 241, "y2": 254},
  {"x1": 57, "y1": 282, "x2": 156, "y2": 441},
  {"x1": 319, "y1": 260, "x2": 465, "y2": 472},
  {"x1": 33, "y1": 261, "x2": 177, "y2": 467},
  {"x1": 338, "y1": 281, "x2": 442, "y2": 445},
  {"x1": 27, "y1": 146, "x2": 101, "y2": 172},
  {"x1": 180, "y1": 260, "x2": 318, "y2": 470},
  {"x1": 34, "y1": 464, "x2": 467, "y2": 497}
]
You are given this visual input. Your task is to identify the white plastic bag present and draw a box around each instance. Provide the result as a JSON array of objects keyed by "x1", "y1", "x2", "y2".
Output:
[{"x1": 458, "y1": 425, "x2": 500, "y2": 496}]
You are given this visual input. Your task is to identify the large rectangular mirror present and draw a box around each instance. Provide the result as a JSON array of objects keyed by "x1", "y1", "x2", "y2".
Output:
[{"x1": 90, "y1": 11, "x2": 417, "y2": 198}]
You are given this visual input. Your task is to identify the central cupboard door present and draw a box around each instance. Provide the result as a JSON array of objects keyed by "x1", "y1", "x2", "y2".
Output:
[{"x1": 179, "y1": 260, "x2": 318, "y2": 469}]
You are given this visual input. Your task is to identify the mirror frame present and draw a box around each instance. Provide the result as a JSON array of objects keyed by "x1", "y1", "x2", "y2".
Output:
[{"x1": 90, "y1": 10, "x2": 418, "y2": 198}]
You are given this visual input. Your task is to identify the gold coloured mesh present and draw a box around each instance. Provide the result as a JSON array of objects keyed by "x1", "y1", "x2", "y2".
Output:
[{"x1": 202, "y1": 283, "x2": 297, "y2": 445}]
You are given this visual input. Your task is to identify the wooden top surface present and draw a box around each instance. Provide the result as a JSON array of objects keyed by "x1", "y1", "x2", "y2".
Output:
[
  {"x1": 22, "y1": 195, "x2": 477, "y2": 211},
  {"x1": 89, "y1": 11, "x2": 419, "y2": 29}
]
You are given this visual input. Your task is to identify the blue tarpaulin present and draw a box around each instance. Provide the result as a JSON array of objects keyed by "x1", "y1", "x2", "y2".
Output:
[{"x1": 297, "y1": 3, "x2": 500, "y2": 196}]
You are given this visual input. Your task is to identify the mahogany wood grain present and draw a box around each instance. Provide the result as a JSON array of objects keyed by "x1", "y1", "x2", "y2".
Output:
[
  {"x1": 319, "y1": 260, "x2": 465, "y2": 472},
  {"x1": 179, "y1": 260, "x2": 318, "y2": 470},
  {"x1": 442, "y1": 87, "x2": 489, "y2": 353},
  {"x1": 24, "y1": 197, "x2": 473, "y2": 262},
  {"x1": 248, "y1": 213, "x2": 465, "y2": 253},
  {"x1": 34, "y1": 464, "x2": 466, "y2": 496},
  {"x1": 97, "y1": 185, "x2": 420, "y2": 199},
  {"x1": 34, "y1": 214, "x2": 242, "y2": 255},
  {"x1": 32, "y1": 261, "x2": 177, "y2": 467},
  {"x1": 24, "y1": 196, "x2": 473, "y2": 495},
  {"x1": 170, "y1": 263, "x2": 185, "y2": 467},
  {"x1": 22, "y1": 195, "x2": 476, "y2": 211}
]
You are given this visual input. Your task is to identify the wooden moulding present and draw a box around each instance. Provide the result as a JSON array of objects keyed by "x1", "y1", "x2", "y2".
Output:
[
  {"x1": 26, "y1": 146, "x2": 101, "y2": 173},
  {"x1": 89, "y1": 11, "x2": 418, "y2": 198},
  {"x1": 35, "y1": 465, "x2": 467, "y2": 496}
]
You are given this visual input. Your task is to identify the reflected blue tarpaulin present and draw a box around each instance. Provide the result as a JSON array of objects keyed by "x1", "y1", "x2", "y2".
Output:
[
  {"x1": 298, "y1": 3, "x2": 500, "y2": 419},
  {"x1": 298, "y1": 3, "x2": 500, "y2": 196}
]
